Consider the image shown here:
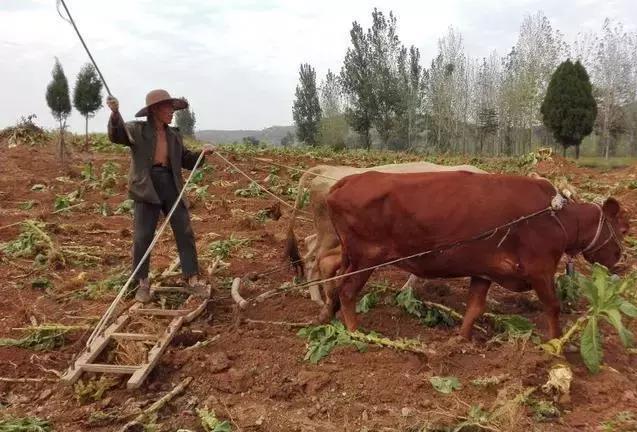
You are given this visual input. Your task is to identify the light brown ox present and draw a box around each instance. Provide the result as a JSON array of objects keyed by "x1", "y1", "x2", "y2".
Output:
[
  {"x1": 323, "y1": 171, "x2": 629, "y2": 339},
  {"x1": 284, "y1": 161, "x2": 486, "y2": 304}
]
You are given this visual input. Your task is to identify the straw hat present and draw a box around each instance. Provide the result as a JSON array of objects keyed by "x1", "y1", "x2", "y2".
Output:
[{"x1": 135, "y1": 89, "x2": 188, "y2": 117}]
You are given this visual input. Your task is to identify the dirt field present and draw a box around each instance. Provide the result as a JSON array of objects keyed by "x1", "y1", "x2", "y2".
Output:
[{"x1": 1, "y1": 137, "x2": 636, "y2": 431}]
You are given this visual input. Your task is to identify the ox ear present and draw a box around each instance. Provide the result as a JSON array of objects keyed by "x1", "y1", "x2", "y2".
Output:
[{"x1": 602, "y1": 198, "x2": 621, "y2": 219}]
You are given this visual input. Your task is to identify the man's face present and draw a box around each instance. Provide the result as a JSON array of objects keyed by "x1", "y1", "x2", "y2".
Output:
[{"x1": 151, "y1": 101, "x2": 174, "y2": 125}]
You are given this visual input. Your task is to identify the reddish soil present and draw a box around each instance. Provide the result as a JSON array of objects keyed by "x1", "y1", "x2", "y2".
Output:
[{"x1": 1, "y1": 139, "x2": 636, "y2": 431}]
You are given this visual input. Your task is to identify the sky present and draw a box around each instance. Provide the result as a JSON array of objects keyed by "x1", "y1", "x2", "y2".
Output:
[{"x1": 0, "y1": 0, "x2": 634, "y2": 133}]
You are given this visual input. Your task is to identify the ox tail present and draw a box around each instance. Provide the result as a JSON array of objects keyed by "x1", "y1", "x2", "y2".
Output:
[{"x1": 283, "y1": 167, "x2": 322, "y2": 279}]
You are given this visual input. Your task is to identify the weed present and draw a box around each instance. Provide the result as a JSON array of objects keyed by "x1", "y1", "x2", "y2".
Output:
[
  {"x1": 600, "y1": 411, "x2": 637, "y2": 431},
  {"x1": 542, "y1": 265, "x2": 637, "y2": 373},
  {"x1": 94, "y1": 202, "x2": 111, "y2": 216},
  {"x1": 395, "y1": 287, "x2": 456, "y2": 327},
  {"x1": 234, "y1": 182, "x2": 262, "y2": 198},
  {"x1": 484, "y1": 313, "x2": 535, "y2": 342},
  {"x1": 53, "y1": 189, "x2": 82, "y2": 212},
  {"x1": 196, "y1": 407, "x2": 232, "y2": 432},
  {"x1": 100, "y1": 161, "x2": 120, "y2": 190},
  {"x1": 206, "y1": 236, "x2": 250, "y2": 260},
  {"x1": 114, "y1": 199, "x2": 134, "y2": 215},
  {"x1": 74, "y1": 377, "x2": 118, "y2": 404},
  {"x1": 0, "y1": 324, "x2": 88, "y2": 350},
  {"x1": 527, "y1": 398, "x2": 560, "y2": 422},
  {"x1": 356, "y1": 291, "x2": 380, "y2": 313},
  {"x1": 191, "y1": 165, "x2": 214, "y2": 185},
  {"x1": 78, "y1": 269, "x2": 128, "y2": 300},
  {"x1": 471, "y1": 374, "x2": 509, "y2": 388},
  {"x1": 80, "y1": 162, "x2": 96, "y2": 182},
  {"x1": 430, "y1": 376, "x2": 462, "y2": 394},
  {"x1": 555, "y1": 272, "x2": 581, "y2": 311},
  {"x1": 0, "y1": 416, "x2": 51, "y2": 432},
  {"x1": 297, "y1": 321, "x2": 427, "y2": 364},
  {"x1": 18, "y1": 200, "x2": 36, "y2": 210}
]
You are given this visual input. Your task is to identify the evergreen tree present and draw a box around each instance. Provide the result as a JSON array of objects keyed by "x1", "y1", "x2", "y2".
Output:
[
  {"x1": 292, "y1": 63, "x2": 322, "y2": 146},
  {"x1": 46, "y1": 58, "x2": 72, "y2": 163},
  {"x1": 541, "y1": 60, "x2": 597, "y2": 158},
  {"x1": 175, "y1": 97, "x2": 196, "y2": 136},
  {"x1": 73, "y1": 63, "x2": 103, "y2": 149}
]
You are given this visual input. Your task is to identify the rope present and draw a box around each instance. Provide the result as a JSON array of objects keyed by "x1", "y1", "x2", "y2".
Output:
[
  {"x1": 239, "y1": 205, "x2": 559, "y2": 302},
  {"x1": 213, "y1": 152, "x2": 312, "y2": 216},
  {"x1": 86, "y1": 152, "x2": 206, "y2": 348},
  {"x1": 56, "y1": 0, "x2": 112, "y2": 95},
  {"x1": 253, "y1": 157, "x2": 339, "y2": 181}
]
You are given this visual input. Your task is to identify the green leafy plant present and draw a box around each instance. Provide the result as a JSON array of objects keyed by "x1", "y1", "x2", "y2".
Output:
[
  {"x1": 429, "y1": 376, "x2": 462, "y2": 394},
  {"x1": 555, "y1": 272, "x2": 582, "y2": 311},
  {"x1": 484, "y1": 313, "x2": 535, "y2": 342},
  {"x1": 297, "y1": 321, "x2": 427, "y2": 364},
  {"x1": 53, "y1": 189, "x2": 82, "y2": 212},
  {"x1": 356, "y1": 291, "x2": 380, "y2": 313},
  {"x1": 206, "y1": 236, "x2": 250, "y2": 260},
  {"x1": 600, "y1": 411, "x2": 637, "y2": 431},
  {"x1": 114, "y1": 199, "x2": 134, "y2": 215},
  {"x1": 80, "y1": 162, "x2": 96, "y2": 182},
  {"x1": 528, "y1": 398, "x2": 560, "y2": 422},
  {"x1": 542, "y1": 265, "x2": 637, "y2": 373},
  {"x1": 99, "y1": 161, "x2": 120, "y2": 190},
  {"x1": 18, "y1": 200, "x2": 36, "y2": 210},
  {"x1": 74, "y1": 377, "x2": 117, "y2": 404},
  {"x1": 191, "y1": 165, "x2": 214, "y2": 185},
  {"x1": 0, "y1": 324, "x2": 88, "y2": 351},
  {"x1": 0, "y1": 416, "x2": 52, "y2": 432},
  {"x1": 196, "y1": 408, "x2": 232, "y2": 432},
  {"x1": 395, "y1": 287, "x2": 456, "y2": 327},
  {"x1": 234, "y1": 182, "x2": 262, "y2": 198},
  {"x1": 77, "y1": 269, "x2": 127, "y2": 300}
]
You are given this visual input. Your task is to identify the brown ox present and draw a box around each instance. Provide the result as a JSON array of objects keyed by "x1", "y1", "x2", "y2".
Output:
[
  {"x1": 324, "y1": 171, "x2": 629, "y2": 339},
  {"x1": 284, "y1": 162, "x2": 486, "y2": 304}
]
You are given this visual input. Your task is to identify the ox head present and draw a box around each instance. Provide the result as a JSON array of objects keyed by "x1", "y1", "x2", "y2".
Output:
[{"x1": 582, "y1": 198, "x2": 630, "y2": 271}]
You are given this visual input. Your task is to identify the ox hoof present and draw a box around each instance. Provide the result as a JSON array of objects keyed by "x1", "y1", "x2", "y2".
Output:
[{"x1": 318, "y1": 307, "x2": 335, "y2": 325}]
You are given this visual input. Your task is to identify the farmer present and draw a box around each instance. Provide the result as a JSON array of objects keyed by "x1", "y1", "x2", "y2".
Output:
[{"x1": 106, "y1": 89, "x2": 215, "y2": 303}]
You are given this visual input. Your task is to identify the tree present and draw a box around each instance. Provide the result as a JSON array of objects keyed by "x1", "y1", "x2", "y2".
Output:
[
  {"x1": 341, "y1": 21, "x2": 374, "y2": 149},
  {"x1": 73, "y1": 63, "x2": 103, "y2": 150},
  {"x1": 592, "y1": 19, "x2": 635, "y2": 158},
  {"x1": 292, "y1": 63, "x2": 322, "y2": 146},
  {"x1": 541, "y1": 60, "x2": 597, "y2": 158},
  {"x1": 175, "y1": 97, "x2": 196, "y2": 136},
  {"x1": 280, "y1": 131, "x2": 295, "y2": 147},
  {"x1": 318, "y1": 70, "x2": 349, "y2": 149},
  {"x1": 46, "y1": 58, "x2": 72, "y2": 163}
]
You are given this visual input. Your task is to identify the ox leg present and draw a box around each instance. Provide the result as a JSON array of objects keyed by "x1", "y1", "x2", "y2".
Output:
[
  {"x1": 317, "y1": 248, "x2": 342, "y2": 322},
  {"x1": 338, "y1": 269, "x2": 373, "y2": 332},
  {"x1": 460, "y1": 277, "x2": 491, "y2": 339},
  {"x1": 532, "y1": 277, "x2": 561, "y2": 339}
]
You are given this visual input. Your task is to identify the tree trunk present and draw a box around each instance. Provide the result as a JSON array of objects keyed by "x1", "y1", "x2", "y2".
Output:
[
  {"x1": 562, "y1": 145, "x2": 566, "y2": 158},
  {"x1": 575, "y1": 144, "x2": 580, "y2": 159},
  {"x1": 84, "y1": 115, "x2": 89, "y2": 151}
]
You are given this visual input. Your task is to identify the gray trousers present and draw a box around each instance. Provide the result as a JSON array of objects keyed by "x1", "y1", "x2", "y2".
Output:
[{"x1": 132, "y1": 166, "x2": 199, "y2": 280}]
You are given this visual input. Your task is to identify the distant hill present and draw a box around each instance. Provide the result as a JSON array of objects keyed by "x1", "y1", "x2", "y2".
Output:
[{"x1": 196, "y1": 125, "x2": 295, "y2": 145}]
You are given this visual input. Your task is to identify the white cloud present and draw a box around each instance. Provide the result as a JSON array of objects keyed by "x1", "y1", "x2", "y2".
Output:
[{"x1": 0, "y1": 0, "x2": 634, "y2": 133}]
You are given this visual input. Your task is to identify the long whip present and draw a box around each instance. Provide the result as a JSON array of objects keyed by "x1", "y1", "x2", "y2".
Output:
[{"x1": 56, "y1": 0, "x2": 112, "y2": 95}]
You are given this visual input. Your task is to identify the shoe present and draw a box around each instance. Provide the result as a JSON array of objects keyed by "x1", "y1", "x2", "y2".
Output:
[{"x1": 134, "y1": 279, "x2": 152, "y2": 303}]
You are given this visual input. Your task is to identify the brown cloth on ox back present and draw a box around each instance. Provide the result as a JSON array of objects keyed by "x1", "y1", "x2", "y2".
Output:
[{"x1": 325, "y1": 171, "x2": 628, "y2": 339}]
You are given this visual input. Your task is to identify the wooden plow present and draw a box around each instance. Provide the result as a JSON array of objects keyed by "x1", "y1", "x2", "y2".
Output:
[{"x1": 61, "y1": 285, "x2": 209, "y2": 390}]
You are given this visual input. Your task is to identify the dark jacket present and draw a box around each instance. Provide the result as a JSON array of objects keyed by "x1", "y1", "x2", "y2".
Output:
[{"x1": 108, "y1": 112, "x2": 202, "y2": 205}]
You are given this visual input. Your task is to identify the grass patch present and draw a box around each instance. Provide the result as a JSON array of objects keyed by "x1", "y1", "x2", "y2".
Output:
[
  {"x1": 0, "y1": 324, "x2": 89, "y2": 351},
  {"x1": 0, "y1": 416, "x2": 51, "y2": 432}
]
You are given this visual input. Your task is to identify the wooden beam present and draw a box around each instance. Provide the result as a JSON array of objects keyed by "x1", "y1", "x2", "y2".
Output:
[
  {"x1": 129, "y1": 308, "x2": 190, "y2": 317},
  {"x1": 79, "y1": 364, "x2": 141, "y2": 374},
  {"x1": 127, "y1": 316, "x2": 184, "y2": 389},
  {"x1": 61, "y1": 314, "x2": 131, "y2": 385},
  {"x1": 111, "y1": 332, "x2": 159, "y2": 341}
]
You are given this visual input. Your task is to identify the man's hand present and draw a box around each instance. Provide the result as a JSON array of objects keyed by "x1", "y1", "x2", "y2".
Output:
[
  {"x1": 202, "y1": 144, "x2": 217, "y2": 155},
  {"x1": 106, "y1": 95, "x2": 119, "y2": 113}
]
